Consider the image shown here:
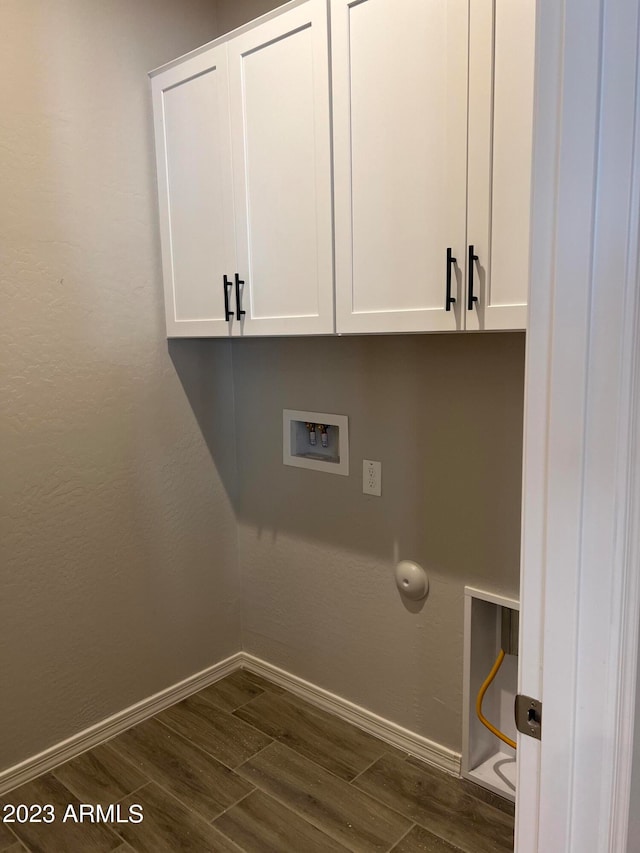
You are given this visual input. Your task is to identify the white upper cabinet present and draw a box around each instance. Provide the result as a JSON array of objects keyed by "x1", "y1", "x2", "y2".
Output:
[
  {"x1": 227, "y1": 0, "x2": 334, "y2": 336},
  {"x1": 466, "y1": 0, "x2": 535, "y2": 331},
  {"x1": 331, "y1": 0, "x2": 469, "y2": 334},
  {"x1": 152, "y1": 46, "x2": 236, "y2": 337},
  {"x1": 331, "y1": 0, "x2": 534, "y2": 334},
  {"x1": 150, "y1": 0, "x2": 534, "y2": 338},
  {"x1": 151, "y1": 0, "x2": 333, "y2": 338}
]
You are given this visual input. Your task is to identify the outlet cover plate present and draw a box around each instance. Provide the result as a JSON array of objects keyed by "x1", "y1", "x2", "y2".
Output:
[{"x1": 363, "y1": 460, "x2": 382, "y2": 496}]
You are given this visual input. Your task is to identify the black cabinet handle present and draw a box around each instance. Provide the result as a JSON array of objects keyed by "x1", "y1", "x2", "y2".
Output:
[
  {"x1": 468, "y1": 245, "x2": 479, "y2": 310},
  {"x1": 235, "y1": 273, "x2": 246, "y2": 321},
  {"x1": 446, "y1": 248, "x2": 457, "y2": 311},
  {"x1": 223, "y1": 275, "x2": 233, "y2": 321}
]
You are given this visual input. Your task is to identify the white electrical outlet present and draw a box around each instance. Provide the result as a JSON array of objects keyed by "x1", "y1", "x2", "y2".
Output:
[{"x1": 363, "y1": 460, "x2": 382, "y2": 496}]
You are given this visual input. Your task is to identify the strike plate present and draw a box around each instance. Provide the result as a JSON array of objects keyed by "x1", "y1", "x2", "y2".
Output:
[{"x1": 515, "y1": 694, "x2": 542, "y2": 740}]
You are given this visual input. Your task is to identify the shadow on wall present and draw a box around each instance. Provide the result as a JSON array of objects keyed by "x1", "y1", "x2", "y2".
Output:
[
  {"x1": 168, "y1": 338, "x2": 240, "y2": 508},
  {"x1": 170, "y1": 332, "x2": 526, "y2": 595},
  {"x1": 216, "y1": 0, "x2": 287, "y2": 35}
]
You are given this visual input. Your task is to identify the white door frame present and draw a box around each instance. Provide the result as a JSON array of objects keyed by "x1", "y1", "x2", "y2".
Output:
[{"x1": 517, "y1": 0, "x2": 640, "y2": 850}]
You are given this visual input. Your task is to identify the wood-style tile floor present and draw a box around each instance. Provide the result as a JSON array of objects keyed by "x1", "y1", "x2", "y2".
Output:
[{"x1": 0, "y1": 671, "x2": 514, "y2": 853}]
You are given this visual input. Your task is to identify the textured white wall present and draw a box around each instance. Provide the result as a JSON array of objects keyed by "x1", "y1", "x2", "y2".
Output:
[
  {"x1": 233, "y1": 334, "x2": 524, "y2": 751},
  {"x1": 0, "y1": 0, "x2": 241, "y2": 772}
]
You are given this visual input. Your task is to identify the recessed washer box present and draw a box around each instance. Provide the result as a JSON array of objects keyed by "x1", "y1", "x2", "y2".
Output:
[{"x1": 283, "y1": 410, "x2": 349, "y2": 475}]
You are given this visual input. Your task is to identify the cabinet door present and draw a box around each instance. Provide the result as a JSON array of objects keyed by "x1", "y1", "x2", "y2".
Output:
[
  {"x1": 152, "y1": 48, "x2": 237, "y2": 337},
  {"x1": 332, "y1": 0, "x2": 469, "y2": 334},
  {"x1": 227, "y1": 0, "x2": 334, "y2": 336},
  {"x1": 466, "y1": 0, "x2": 535, "y2": 331}
]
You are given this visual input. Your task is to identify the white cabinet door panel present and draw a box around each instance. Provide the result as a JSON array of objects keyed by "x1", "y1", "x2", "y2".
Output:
[
  {"x1": 228, "y1": 0, "x2": 334, "y2": 336},
  {"x1": 466, "y1": 0, "x2": 535, "y2": 331},
  {"x1": 332, "y1": 0, "x2": 469, "y2": 334},
  {"x1": 152, "y1": 48, "x2": 237, "y2": 337}
]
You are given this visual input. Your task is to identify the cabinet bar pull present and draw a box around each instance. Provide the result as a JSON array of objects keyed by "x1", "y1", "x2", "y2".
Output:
[
  {"x1": 446, "y1": 248, "x2": 457, "y2": 311},
  {"x1": 468, "y1": 245, "x2": 479, "y2": 310},
  {"x1": 223, "y1": 275, "x2": 234, "y2": 321},
  {"x1": 235, "y1": 273, "x2": 246, "y2": 321}
]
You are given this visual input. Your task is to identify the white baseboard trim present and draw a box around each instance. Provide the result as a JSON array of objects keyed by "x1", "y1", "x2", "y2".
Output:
[
  {"x1": 241, "y1": 654, "x2": 461, "y2": 776},
  {"x1": 0, "y1": 652, "x2": 243, "y2": 796},
  {"x1": 0, "y1": 650, "x2": 461, "y2": 794}
]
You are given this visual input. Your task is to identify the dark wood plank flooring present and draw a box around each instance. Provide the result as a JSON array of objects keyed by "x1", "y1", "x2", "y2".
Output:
[{"x1": 0, "y1": 670, "x2": 514, "y2": 852}]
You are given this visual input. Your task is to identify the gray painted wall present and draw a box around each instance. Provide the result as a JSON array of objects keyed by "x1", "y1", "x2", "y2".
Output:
[
  {"x1": 233, "y1": 334, "x2": 525, "y2": 750},
  {"x1": 0, "y1": 0, "x2": 241, "y2": 772},
  {"x1": 1, "y1": 0, "x2": 525, "y2": 774},
  {"x1": 216, "y1": 0, "x2": 285, "y2": 33},
  {"x1": 218, "y1": 0, "x2": 525, "y2": 751}
]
